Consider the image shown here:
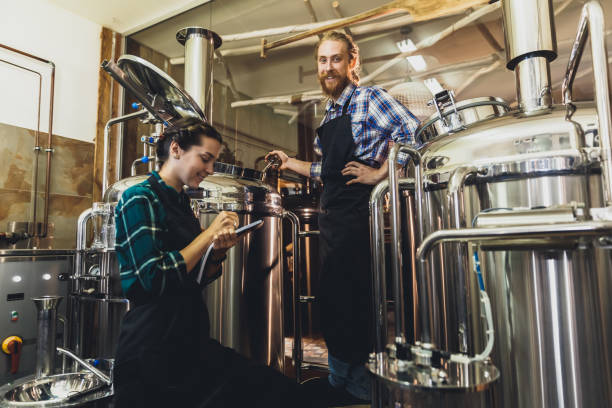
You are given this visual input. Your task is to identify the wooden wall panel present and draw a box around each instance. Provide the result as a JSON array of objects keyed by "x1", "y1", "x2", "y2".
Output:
[{"x1": 93, "y1": 27, "x2": 122, "y2": 202}]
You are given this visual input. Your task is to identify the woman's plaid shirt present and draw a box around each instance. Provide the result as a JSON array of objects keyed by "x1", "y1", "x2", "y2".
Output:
[{"x1": 114, "y1": 171, "x2": 190, "y2": 295}]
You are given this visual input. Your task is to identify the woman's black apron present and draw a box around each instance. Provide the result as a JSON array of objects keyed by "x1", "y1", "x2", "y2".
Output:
[
  {"x1": 114, "y1": 175, "x2": 309, "y2": 408},
  {"x1": 317, "y1": 90, "x2": 374, "y2": 365},
  {"x1": 114, "y1": 175, "x2": 210, "y2": 401}
]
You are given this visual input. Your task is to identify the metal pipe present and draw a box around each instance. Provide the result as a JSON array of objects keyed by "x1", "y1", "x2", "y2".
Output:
[
  {"x1": 502, "y1": 0, "x2": 556, "y2": 114},
  {"x1": 370, "y1": 180, "x2": 389, "y2": 355},
  {"x1": 75, "y1": 209, "x2": 93, "y2": 295},
  {"x1": 283, "y1": 211, "x2": 302, "y2": 382},
  {"x1": 387, "y1": 144, "x2": 422, "y2": 344},
  {"x1": 515, "y1": 57, "x2": 553, "y2": 113},
  {"x1": 57, "y1": 347, "x2": 111, "y2": 385},
  {"x1": 115, "y1": 37, "x2": 126, "y2": 182},
  {"x1": 57, "y1": 314, "x2": 67, "y2": 373},
  {"x1": 369, "y1": 177, "x2": 414, "y2": 354},
  {"x1": 42, "y1": 63, "x2": 55, "y2": 237},
  {"x1": 131, "y1": 156, "x2": 155, "y2": 177},
  {"x1": 298, "y1": 230, "x2": 319, "y2": 238},
  {"x1": 446, "y1": 166, "x2": 482, "y2": 352},
  {"x1": 562, "y1": 1, "x2": 612, "y2": 206},
  {"x1": 416, "y1": 220, "x2": 612, "y2": 263},
  {"x1": 447, "y1": 166, "x2": 480, "y2": 229},
  {"x1": 177, "y1": 27, "x2": 221, "y2": 123},
  {"x1": 0, "y1": 58, "x2": 43, "y2": 236},
  {"x1": 102, "y1": 110, "x2": 148, "y2": 195},
  {"x1": 32, "y1": 296, "x2": 63, "y2": 378},
  {"x1": 0, "y1": 44, "x2": 55, "y2": 238},
  {"x1": 501, "y1": 0, "x2": 556, "y2": 70}
]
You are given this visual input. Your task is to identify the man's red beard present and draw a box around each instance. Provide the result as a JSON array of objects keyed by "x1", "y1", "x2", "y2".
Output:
[{"x1": 319, "y1": 71, "x2": 350, "y2": 99}]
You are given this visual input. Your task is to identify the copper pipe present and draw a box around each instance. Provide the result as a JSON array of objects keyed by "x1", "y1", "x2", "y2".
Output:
[
  {"x1": 0, "y1": 44, "x2": 54, "y2": 237},
  {"x1": 42, "y1": 63, "x2": 55, "y2": 237},
  {"x1": 0, "y1": 58, "x2": 42, "y2": 236}
]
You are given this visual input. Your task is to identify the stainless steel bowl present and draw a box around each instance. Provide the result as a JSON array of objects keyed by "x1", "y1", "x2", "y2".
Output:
[{"x1": 0, "y1": 373, "x2": 112, "y2": 407}]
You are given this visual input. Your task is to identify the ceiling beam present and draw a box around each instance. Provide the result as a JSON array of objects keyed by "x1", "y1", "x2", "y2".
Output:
[{"x1": 260, "y1": 0, "x2": 491, "y2": 57}]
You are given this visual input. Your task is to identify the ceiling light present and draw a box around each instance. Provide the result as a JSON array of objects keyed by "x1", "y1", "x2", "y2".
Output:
[{"x1": 396, "y1": 39, "x2": 427, "y2": 72}]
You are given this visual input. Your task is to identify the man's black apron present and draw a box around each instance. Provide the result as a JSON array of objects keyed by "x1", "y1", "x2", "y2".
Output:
[{"x1": 317, "y1": 91, "x2": 374, "y2": 365}]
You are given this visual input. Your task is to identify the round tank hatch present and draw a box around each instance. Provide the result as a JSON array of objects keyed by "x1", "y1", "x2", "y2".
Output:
[
  {"x1": 112, "y1": 54, "x2": 205, "y2": 126},
  {"x1": 416, "y1": 97, "x2": 510, "y2": 145}
]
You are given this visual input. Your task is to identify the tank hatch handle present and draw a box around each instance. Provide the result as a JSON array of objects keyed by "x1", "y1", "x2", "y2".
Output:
[{"x1": 428, "y1": 89, "x2": 463, "y2": 131}]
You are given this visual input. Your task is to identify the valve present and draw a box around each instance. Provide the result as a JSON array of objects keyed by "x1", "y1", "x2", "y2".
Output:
[
  {"x1": 2, "y1": 336, "x2": 23, "y2": 374},
  {"x1": 140, "y1": 136, "x2": 157, "y2": 145}
]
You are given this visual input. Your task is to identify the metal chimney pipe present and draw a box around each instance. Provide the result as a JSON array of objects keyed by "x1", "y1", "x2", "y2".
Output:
[
  {"x1": 502, "y1": 0, "x2": 557, "y2": 113},
  {"x1": 176, "y1": 27, "x2": 222, "y2": 123},
  {"x1": 32, "y1": 296, "x2": 63, "y2": 378}
]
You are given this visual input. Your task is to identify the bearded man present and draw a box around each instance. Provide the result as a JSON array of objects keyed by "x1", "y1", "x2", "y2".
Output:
[{"x1": 267, "y1": 31, "x2": 419, "y2": 406}]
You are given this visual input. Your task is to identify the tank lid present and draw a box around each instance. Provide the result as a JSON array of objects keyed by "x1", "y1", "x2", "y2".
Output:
[
  {"x1": 421, "y1": 105, "x2": 597, "y2": 186},
  {"x1": 188, "y1": 162, "x2": 282, "y2": 215},
  {"x1": 102, "y1": 54, "x2": 205, "y2": 126},
  {"x1": 104, "y1": 164, "x2": 282, "y2": 215}
]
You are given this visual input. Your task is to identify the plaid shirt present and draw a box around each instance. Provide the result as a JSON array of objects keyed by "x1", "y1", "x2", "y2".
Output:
[
  {"x1": 310, "y1": 83, "x2": 419, "y2": 178},
  {"x1": 114, "y1": 171, "x2": 191, "y2": 295}
]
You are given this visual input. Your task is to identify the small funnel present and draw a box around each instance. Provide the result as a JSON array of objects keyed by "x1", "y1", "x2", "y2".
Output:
[{"x1": 32, "y1": 296, "x2": 63, "y2": 378}]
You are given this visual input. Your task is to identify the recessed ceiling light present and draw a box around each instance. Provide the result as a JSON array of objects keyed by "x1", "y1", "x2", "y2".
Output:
[{"x1": 396, "y1": 39, "x2": 427, "y2": 72}]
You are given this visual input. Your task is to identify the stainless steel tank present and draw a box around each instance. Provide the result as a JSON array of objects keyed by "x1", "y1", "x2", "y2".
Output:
[
  {"x1": 190, "y1": 162, "x2": 287, "y2": 372},
  {"x1": 416, "y1": 102, "x2": 611, "y2": 407},
  {"x1": 371, "y1": 1, "x2": 612, "y2": 407}
]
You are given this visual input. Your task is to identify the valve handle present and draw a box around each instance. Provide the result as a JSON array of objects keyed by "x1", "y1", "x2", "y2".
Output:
[{"x1": 2, "y1": 336, "x2": 23, "y2": 374}]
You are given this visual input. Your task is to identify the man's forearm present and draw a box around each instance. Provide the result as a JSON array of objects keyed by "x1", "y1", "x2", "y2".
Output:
[{"x1": 286, "y1": 157, "x2": 314, "y2": 178}]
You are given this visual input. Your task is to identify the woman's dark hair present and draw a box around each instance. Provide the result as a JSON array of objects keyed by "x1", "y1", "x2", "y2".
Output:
[{"x1": 156, "y1": 117, "x2": 222, "y2": 161}]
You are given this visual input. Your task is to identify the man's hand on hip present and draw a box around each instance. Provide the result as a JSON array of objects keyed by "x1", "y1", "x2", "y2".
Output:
[{"x1": 342, "y1": 161, "x2": 387, "y2": 185}]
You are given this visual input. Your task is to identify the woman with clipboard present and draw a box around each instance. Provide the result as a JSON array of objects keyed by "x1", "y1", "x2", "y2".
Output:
[{"x1": 112, "y1": 118, "x2": 314, "y2": 408}]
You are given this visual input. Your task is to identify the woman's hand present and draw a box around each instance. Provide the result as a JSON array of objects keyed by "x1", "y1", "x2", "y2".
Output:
[
  {"x1": 211, "y1": 227, "x2": 239, "y2": 252},
  {"x1": 207, "y1": 211, "x2": 239, "y2": 235},
  {"x1": 208, "y1": 211, "x2": 239, "y2": 257}
]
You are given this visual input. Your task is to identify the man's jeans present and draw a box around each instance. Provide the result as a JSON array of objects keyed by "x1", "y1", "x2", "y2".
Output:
[{"x1": 328, "y1": 354, "x2": 371, "y2": 400}]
